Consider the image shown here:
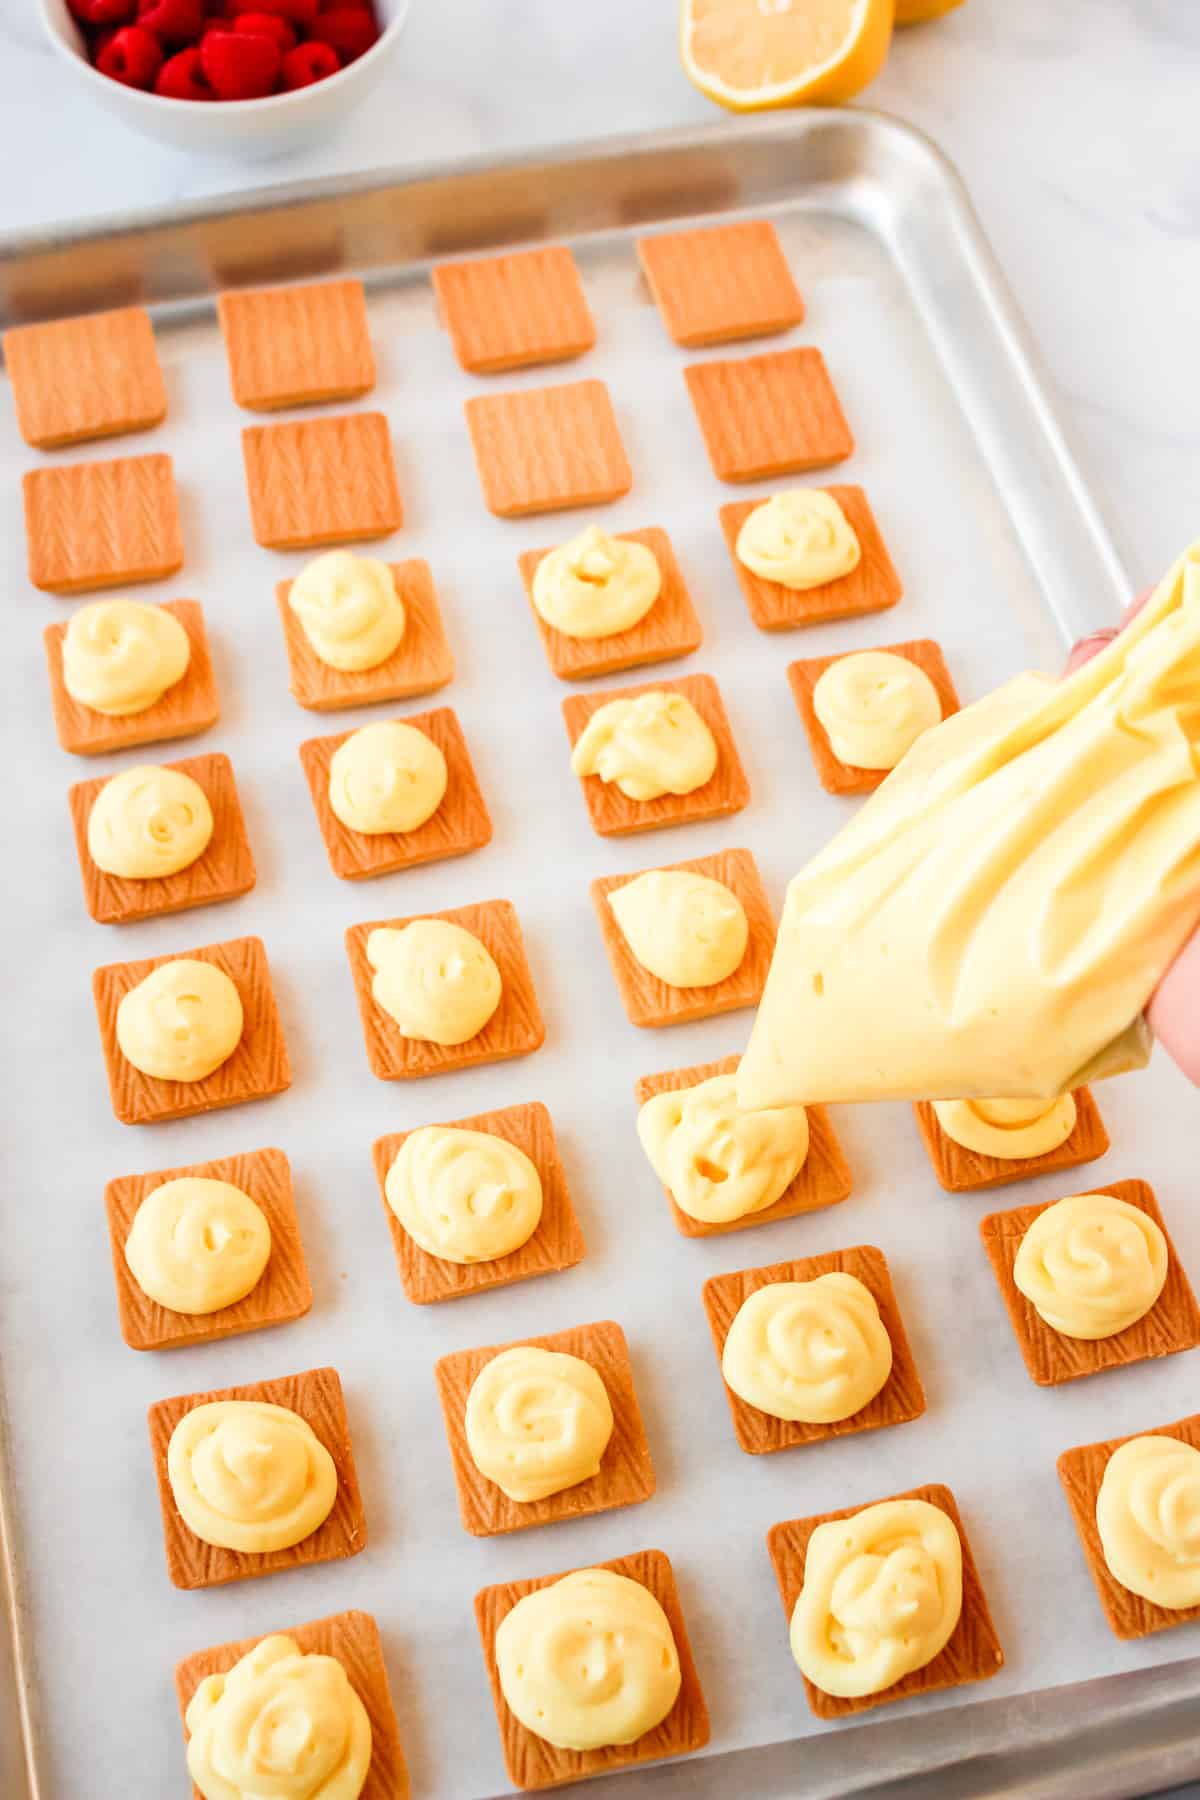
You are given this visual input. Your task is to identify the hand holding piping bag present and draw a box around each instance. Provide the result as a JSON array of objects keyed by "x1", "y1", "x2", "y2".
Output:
[
  {"x1": 1065, "y1": 594, "x2": 1200, "y2": 1087},
  {"x1": 737, "y1": 542, "x2": 1200, "y2": 1109}
]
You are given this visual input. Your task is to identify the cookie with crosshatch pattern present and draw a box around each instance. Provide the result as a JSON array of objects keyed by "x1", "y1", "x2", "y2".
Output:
[
  {"x1": 242, "y1": 412, "x2": 402, "y2": 548},
  {"x1": 299, "y1": 708, "x2": 492, "y2": 881},
  {"x1": 684, "y1": 347, "x2": 853, "y2": 482},
  {"x1": 638, "y1": 220, "x2": 804, "y2": 347},
  {"x1": 148, "y1": 1365, "x2": 366, "y2": 1590},
  {"x1": 434, "y1": 246, "x2": 596, "y2": 373},
  {"x1": 474, "y1": 1548, "x2": 710, "y2": 1791},
  {"x1": 591, "y1": 847, "x2": 775, "y2": 1028},
  {"x1": 5, "y1": 305, "x2": 166, "y2": 448},
  {"x1": 105, "y1": 1146, "x2": 310, "y2": 1352},
  {"x1": 371, "y1": 1100, "x2": 585, "y2": 1304},
  {"x1": 45, "y1": 598, "x2": 219, "y2": 758},
  {"x1": 92, "y1": 934, "x2": 291, "y2": 1125},
  {"x1": 561, "y1": 673, "x2": 749, "y2": 836},
  {"x1": 465, "y1": 378, "x2": 632, "y2": 517},
  {"x1": 24, "y1": 451, "x2": 182, "y2": 594},
  {"x1": 767, "y1": 1483, "x2": 1004, "y2": 1718},
  {"x1": 345, "y1": 899, "x2": 545, "y2": 1080},
  {"x1": 69, "y1": 752, "x2": 254, "y2": 924},
  {"x1": 175, "y1": 1609, "x2": 409, "y2": 1800},
  {"x1": 435, "y1": 1319, "x2": 654, "y2": 1535},
  {"x1": 218, "y1": 279, "x2": 376, "y2": 410}
]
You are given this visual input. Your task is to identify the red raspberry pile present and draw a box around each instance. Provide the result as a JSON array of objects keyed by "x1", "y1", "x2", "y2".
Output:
[{"x1": 68, "y1": 0, "x2": 380, "y2": 100}]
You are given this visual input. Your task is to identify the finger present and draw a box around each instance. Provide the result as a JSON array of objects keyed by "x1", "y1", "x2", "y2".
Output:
[
  {"x1": 1063, "y1": 588, "x2": 1153, "y2": 675},
  {"x1": 1147, "y1": 930, "x2": 1200, "y2": 1088}
]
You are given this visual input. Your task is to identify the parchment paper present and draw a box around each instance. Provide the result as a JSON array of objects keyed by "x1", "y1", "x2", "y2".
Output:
[{"x1": 2, "y1": 207, "x2": 1197, "y2": 1800}]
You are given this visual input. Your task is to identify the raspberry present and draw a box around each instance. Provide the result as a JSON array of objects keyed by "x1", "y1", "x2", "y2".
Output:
[
  {"x1": 136, "y1": 0, "x2": 203, "y2": 36},
  {"x1": 234, "y1": 10, "x2": 296, "y2": 50},
  {"x1": 155, "y1": 45, "x2": 215, "y2": 96},
  {"x1": 201, "y1": 25, "x2": 281, "y2": 96},
  {"x1": 308, "y1": 6, "x2": 377, "y2": 59},
  {"x1": 95, "y1": 22, "x2": 163, "y2": 86},
  {"x1": 68, "y1": 0, "x2": 133, "y2": 23},
  {"x1": 230, "y1": 0, "x2": 316, "y2": 22},
  {"x1": 280, "y1": 39, "x2": 338, "y2": 87}
]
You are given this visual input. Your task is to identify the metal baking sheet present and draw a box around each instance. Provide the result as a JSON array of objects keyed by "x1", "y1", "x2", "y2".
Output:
[{"x1": 2, "y1": 113, "x2": 1198, "y2": 1800}]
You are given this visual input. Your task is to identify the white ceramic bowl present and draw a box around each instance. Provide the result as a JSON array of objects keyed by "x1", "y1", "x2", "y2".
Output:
[{"x1": 38, "y1": 0, "x2": 410, "y2": 158}]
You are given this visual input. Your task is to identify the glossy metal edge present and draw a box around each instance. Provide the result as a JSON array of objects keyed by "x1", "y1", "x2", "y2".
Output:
[
  {"x1": 0, "y1": 1382, "x2": 40, "y2": 1800},
  {"x1": 0, "y1": 112, "x2": 1164, "y2": 1800}
]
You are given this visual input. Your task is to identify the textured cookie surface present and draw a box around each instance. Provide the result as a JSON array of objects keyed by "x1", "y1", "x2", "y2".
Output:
[
  {"x1": 591, "y1": 846, "x2": 775, "y2": 1028},
  {"x1": 720, "y1": 485, "x2": 901, "y2": 631},
  {"x1": 278, "y1": 559, "x2": 454, "y2": 712},
  {"x1": 981, "y1": 1178, "x2": 1200, "y2": 1386},
  {"x1": 914, "y1": 1089, "x2": 1109, "y2": 1192},
  {"x1": 638, "y1": 221, "x2": 804, "y2": 347},
  {"x1": 69, "y1": 751, "x2": 255, "y2": 925},
  {"x1": 218, "y1": 280, "x2": 375, "y2": 410},
  {"x1": 518, "y1": 527, "x2": 702, "y2": 681},
  {"x1": 1057, "y1": 1411, "x2": 1200, "y2": 1640},
  {"x1": 703, "y1": 1244, "x2": 926, "y2": 1455},
  {"x1": 4, "y1": 306, "x2": 166, "y2": 448},
  {"x1": 475, "y1": 1548, "x2": 710, "y2": 1791},
  {"x1": 300, "y1": 708, "x2": 492, "y2": 881},
  {"x1": 372, "y1": 1100, "x2": 585, "y2": 1304},
  {"x1": 465, "y1": 379, "x2": 632, "y2": 517},
  {"x1": 562, "y1": 673, "x2": 749, "y2": 837},
  {"x1": 435, "y1": 1319, "x2": 654, "y2": 1535},
  {"x1": 434, "y1": 247, "x2": 596, "y2": 373},
  {"x1": 45, "y1": 598, "x2": 219, "y2": 758},
  {"x1": 788, "y1": 638, "x2": 959, "y2": 794},
  {"x1": 105, "y1": 1146, "x2": 310, "y2": 1351},
  {"x1": 242, "y1": 412, "x2": 402, "y2": 548},
  {"x1": 24, "y1": 452, "x2": 182, "y2": 593},
  {"x1": 685, "y1": 348, "x2": 853, "y2": 482},
  {"x1": 176, "y1": 1609, "x2": 409, "y2": 1800},
  {"x1": 92, "y1": 933, "x2": 291, "y2": 1125},
  {"x1": 767, "y1": 1483, "x2": 1004, "y2": 1717},
  {"x1": 634, "y1": 1054, "x2": 851, "y2": 1238},
  {"x1": 346, "y1": 898, "x2": 545, "y2": 1080},
  {"x1": 148, "y1": 1365, "x2": 366, "y2": 1590}
]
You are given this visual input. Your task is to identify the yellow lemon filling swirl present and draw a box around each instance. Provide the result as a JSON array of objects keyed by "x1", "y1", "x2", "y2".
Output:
[
  {"x1": 721, "y1": 1272, "x2": 892, "y2": 1423},
  {"x1": 1096, "y1": 1435, "x2": 1200, "y2": 1609},
  {"x1": 125, "y1": 1176, "x2": 271, "y2": 1315},
  {"x1": 532, "y1": 526, "x2": 661, "y2": 639},
  {"x1": 609, "y1": 869, "x2": 748, "y2": 988},
  {"x1": 496, "y1": 1568, "x2": 681, "y2": 1751},
  {"x1": 328, "y1": 720, "x2": 447, "y2": 835},
  {"x1": 1014, "y1": 1191, "x2": 1167, "y2": 1339},
  {"x1": 790, "y1": 1497, "x2": 963, "y2": 1698},
  {"x1": 385, "y1": 1125, "x2": 542, "y2": 1263},
  {"x1": 87, "y1": 764, "x2": 213, "y2": 879},
  {"x1": 571, "y1": 691, "x2": 717, "y2": 801},
  {"x1": 168, "y1": 1399, "x2": 337, "y2": 1554},
  {"x1": 63, "y1": 597, "x2": 190, "y2": 715},
  {"x1": 812, "y1": 650, "x2": 943, "y2": 771},
  {"x1": 116, "y1": 958, "x2": 244, "y2": 1083},
  {"x1": 932, "y1": 1094, "x2": 1076, "y2": 1159},
  {"x1": 735, "y1": 489, "x2": 860, "y2": 591},
  {"x1": 637, "y1": 1072, "x2": 809, "y2": 1224},
  {"x1": 366, "y1": 919, "x2": 501, "y2": 1045},
  {"x1": 186, "y1": 1634, "x2": 371, "y2": 1800},
  {"x1": 466, "y1": 1345, "x2": 613, "y2": 1502},
  {"x1": 288, "y1": 549, "x2": 406, "y2": 672}
]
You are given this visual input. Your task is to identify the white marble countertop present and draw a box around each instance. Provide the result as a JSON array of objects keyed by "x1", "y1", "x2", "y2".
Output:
[{"x1": 3, "y1": 0, "x2": 1199, "y2": 594}]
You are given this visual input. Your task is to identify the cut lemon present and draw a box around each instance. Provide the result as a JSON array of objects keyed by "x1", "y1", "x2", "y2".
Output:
[
  {"x1": 681, "y1": 0, "x2": 893, "y2": 113},
  {"x1": 895, "y1": 0, "x2": 965, "y2": 21}
]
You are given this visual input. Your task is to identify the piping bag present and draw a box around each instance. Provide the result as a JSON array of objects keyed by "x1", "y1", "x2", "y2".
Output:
[{"x1": 737, "y1": 541, "x2": 1200, "y2": 1109}]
